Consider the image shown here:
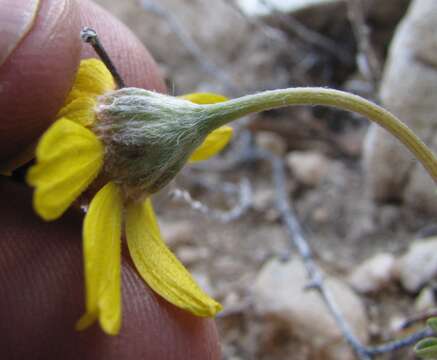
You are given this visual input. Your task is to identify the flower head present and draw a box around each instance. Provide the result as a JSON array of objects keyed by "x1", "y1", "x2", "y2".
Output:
[
  {"x1": 94, "y1": 88, "x2": 230, "y2": 197},
  {"x1": 27, "y1": 59, "x2": 232, "y2": 335}
]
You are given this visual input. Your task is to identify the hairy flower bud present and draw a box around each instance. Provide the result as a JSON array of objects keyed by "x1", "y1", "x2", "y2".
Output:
[{"x1": 94, "y1": 88, "x2": 217, "y2": 197}]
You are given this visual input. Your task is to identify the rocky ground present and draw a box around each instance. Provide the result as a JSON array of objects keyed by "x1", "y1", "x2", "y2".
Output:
[{"x1": 95, "y1": 0, "x2": 437, "y2": 358}]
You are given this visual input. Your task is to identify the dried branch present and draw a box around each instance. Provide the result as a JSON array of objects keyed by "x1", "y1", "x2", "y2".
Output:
[
  {"x1": 169, "y1": 177, "x2": 252, "y2": 223},
  {"x1": 366, "y1": 327, "x2": 434, "y2": 357},
  {"x1": 397, "y1": 308, "x2": 437, "y2": 331},
  {"x1": 346, "y1": 0, "x2": 381, "y2": 92}
]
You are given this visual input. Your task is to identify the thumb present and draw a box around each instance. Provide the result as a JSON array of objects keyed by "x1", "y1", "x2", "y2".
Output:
[{"x1": 0, "y1": 0, "x2": 81, "y2": 164}]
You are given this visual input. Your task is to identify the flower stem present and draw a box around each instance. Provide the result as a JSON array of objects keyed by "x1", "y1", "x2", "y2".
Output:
[{"x1": 205, "y1": 87, "x2": 437, "y2": 182}]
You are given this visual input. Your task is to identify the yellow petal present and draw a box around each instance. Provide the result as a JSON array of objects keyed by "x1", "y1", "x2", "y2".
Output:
[
  {"x1": 57, "y1": 97, "x2": 97, "y2": 126},
  {"x1": 181, "y1": 92, "x2": 233, "y2": 163},
  {"x1": 181, "y1": 92, "x2": 228, "y2": 104},
  {"x1": 27, "y1": 118, "x2": 104, "y2": 221},
  {"x1": 126, "y1": 199, "x2": 222, "y2": 317},
  {"x1": 65, "y1": 59, "x2": 115, "y2": 105},
  {"x1": 76, "y1": 182, "x2": 122, "y2": 335},
  {"x1": 189, "y1": 126, "x2": 233, "y2": 163}
]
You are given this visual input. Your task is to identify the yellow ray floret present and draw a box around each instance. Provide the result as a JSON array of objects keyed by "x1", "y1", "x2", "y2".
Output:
[
  {"x1": 65, "y1": 58, "x2": 115, "y2": 106},
  {"x1": 76, "y1": 182, "x2": 122, "y2": 335},
  {"x1": 181, "y1": 92, "x2": 228, "y2": 104},
  {"x1": 57, "y1": 97, "x2": 97, "y2": 126},
  {"x1": 125, "y1": 198, "x2": 222, "y2": 317},
  {"x1": 190, "y1": 125, "x2": 233, "y2": 163},
  {"x1": 27, "y1": 118, "x2": 104, "y2": 221},
  {"x1": 182, "y1": 92, "x2": 233, "y2": 163}
]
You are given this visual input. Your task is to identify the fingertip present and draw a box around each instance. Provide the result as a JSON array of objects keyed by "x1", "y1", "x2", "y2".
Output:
[
  {"x1": 0, "y1": 0, "x2": 40, "y2": 67},
  {"x1": 0, "y1": 0, "x2": 82, "y2": 163}
]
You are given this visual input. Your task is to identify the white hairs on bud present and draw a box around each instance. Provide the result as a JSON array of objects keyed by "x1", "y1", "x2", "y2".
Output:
[{"x1": 93, "y1": 88, "x2": 216, "y2": 194}]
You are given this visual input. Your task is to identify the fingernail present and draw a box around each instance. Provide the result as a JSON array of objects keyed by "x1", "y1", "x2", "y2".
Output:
[{"x1": 0, "y1": 0, "x2": 40, "y2": 67}]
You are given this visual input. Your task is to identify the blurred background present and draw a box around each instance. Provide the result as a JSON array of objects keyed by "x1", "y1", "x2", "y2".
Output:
[{"x1": 94, "y1": 0, "x2": 437, "y2": 358}]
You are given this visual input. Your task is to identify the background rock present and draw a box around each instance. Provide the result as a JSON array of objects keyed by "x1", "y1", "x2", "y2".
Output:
[
  {"x1": 348, "y1": 253, "x2": 396, "y2": 294},
  {"x1": 415, "y1": 286, "x2": 436, "y2": 311},
  {"x1": 363, "y1": 0, "x2": 437, "y2": 213},
  {"x1": 160, "y1": 220, "x2": 195, "y2": 246},
  {"x1": 286, "y1": 151, "x2": 330, "y2": 187},
  {"x1": 252, "y1": 258, "x2": 368, "y2": 360},
  {"x1": 255, "y1": 131, "x2": 287, "y2": 156},
  {"x1": 395, "y1": 237, "x2": 437, "y2": 293}
]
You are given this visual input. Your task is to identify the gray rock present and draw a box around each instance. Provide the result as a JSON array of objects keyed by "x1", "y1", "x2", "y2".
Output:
[
  {"x1": 253, "y1": 258, "x2": 368, "y2": 360},
  {"x1": 176, "y1": 245, "x2": 210, "y2": 265},
  {"x1": 252, "y1": 186, "x2": 276, "y2": 212},
  {"x1": 415, "y1": 286, "x2": 436, "y2": 311},
  {"x1": 255, "y1": 131, "x2": 287, "y2": 156},
  {"x1": 395, "y1": 237, "x2": 437, "y2": 292},
  {"x1": 286, "y1": 151, "x2": 330, "y2": 187},
  {"x1": 348, "y1": 253, "x2": 396, "y2": 294},
  {"x1": 363, "y1": 0, "x2": 437, "y2": 213},
  {"x1": 160, "y1": 220, "x2": 195, "y2": 246}
]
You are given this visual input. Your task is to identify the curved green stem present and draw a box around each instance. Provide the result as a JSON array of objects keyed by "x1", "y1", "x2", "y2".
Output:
[{"x1": 205, "y1": 87, "x2": 437, "y2": 182}]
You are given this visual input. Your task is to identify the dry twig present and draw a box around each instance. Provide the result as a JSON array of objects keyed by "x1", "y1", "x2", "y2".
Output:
[
  {"x1": 169, "y1": 177, "x2": 252, "y2": 223},
  {"x1": 346, "y1": 0, "x2": 381, "y2": 92},
  {"x1": 397, "y1": 308, "x2": 437, "y2": 331}
]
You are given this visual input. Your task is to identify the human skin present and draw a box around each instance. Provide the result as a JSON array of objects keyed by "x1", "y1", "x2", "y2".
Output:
[{"x1": 0, "y1": 0, "x2": 221, "y2": 358}]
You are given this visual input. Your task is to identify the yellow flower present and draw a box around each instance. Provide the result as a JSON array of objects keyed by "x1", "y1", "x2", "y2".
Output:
[{"x1": 27, "y1": 59, "x2": 232, "y2": 335}]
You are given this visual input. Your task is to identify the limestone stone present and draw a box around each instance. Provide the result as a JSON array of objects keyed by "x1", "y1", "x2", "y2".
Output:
[
  {"x1": 363, "y1": 0, "x2": 437, "y2": 213},
  {"x1": 160, "y1": 220, "x2": 194, "y2": 246},
  {"x1": 253, "y1": 258, "x2": 368, "y2": 360},
  {"x1": 348, "y1": 253, "x2": 396, "y2": 294},
  {"x1": 415, "y1": 286, "x2": 436, "y2": 311},
  {"x1": 286, "y1": 151, "x2": 329, "y2": 187},
  {"x1": 396, "y1": 237, "x2": 437, "y2": 293},
  {"x1": 255, "y1": 131, "x2": 287, "y2": 156}
]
